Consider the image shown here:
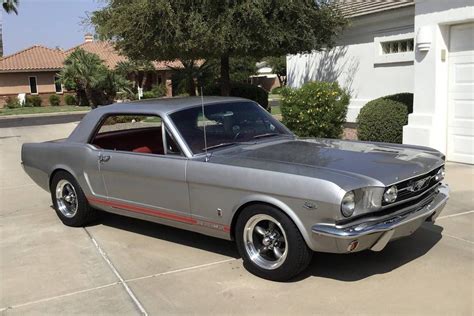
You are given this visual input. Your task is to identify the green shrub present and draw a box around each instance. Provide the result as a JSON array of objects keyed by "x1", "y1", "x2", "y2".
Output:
[
  {"x1": 5, "y1": 96, "x2": 21, "y2": 109},
  {"x1": 280, "y1": 81, "x2": 349, "y2": 138},
  {"x1": 357, "y1": 99, "x2": 408, "y2": 144},
  {"x1": 271, "y1": 86, "x2": 283, "y2": 95},
  {"x1": 151, "y1": 84, "x2": 167, "y2": 97},
  {"x1": 141, "y1": 84, "x2": 167, "y2": 99},
  {"x1": 142, "y1": 91, "x2": 157, "y2": 99},
  {"x1": 64, "y1": 94, "x2": 76, "y2": 105},
  {"x1": 203, "y1": 82, "x2": 269, "y2": 110},
  {"x1": 26, "y1": 95, "x2": 42, "y2": 107},
  {"x1": 49, "y1": 95, "x2": 61, "y2": 106},
  {"x1": 380, "y1": 93, "x2": 413, "y2": 114}
]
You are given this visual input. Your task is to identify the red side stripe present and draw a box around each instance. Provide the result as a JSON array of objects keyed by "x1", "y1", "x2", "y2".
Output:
[{"x1": 88, "y1": 196, "x2": 230, "y2": 232}]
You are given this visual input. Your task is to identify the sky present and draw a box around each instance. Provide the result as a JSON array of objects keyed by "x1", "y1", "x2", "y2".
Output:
[{"x1": 3, "y1": 0, "x2": 105, "y2": 56}]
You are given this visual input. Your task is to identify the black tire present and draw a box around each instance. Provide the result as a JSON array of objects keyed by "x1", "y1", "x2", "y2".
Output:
[
  {"x1": 235, "y1": 204, "x2": 313, "y2": 281},
  {"x1": 50, "y1": 171, "x2": 96, "y2": 227}
]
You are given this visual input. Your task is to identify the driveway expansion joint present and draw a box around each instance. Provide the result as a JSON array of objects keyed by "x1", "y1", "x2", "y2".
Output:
[{"x1": 83, "y1": 227, "x2": 148, "y2": 316}]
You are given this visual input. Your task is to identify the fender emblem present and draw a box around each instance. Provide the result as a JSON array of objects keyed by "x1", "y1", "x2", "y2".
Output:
[{"x1": 303, "y1": 201, "x2": 317, "y2": 210}]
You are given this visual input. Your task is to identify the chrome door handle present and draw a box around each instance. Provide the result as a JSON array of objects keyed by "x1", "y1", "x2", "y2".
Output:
[{"x1": 98, "y1": 154, "x2": 111, "y2": 163}]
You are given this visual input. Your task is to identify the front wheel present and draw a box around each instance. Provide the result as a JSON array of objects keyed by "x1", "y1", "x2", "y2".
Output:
[{"x1": 235, "y1": 204, "x2": 313, "y2": 281}]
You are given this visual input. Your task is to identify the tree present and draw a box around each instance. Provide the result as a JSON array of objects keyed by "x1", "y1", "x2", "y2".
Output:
[
  {"x1": 264, "y1": 56, "x2": 287, "y2": 87},
  {"x1": 115, "y1": 59, "x2": 155, "y2": 90},
  {"x1": 2, "y1": 0, "x2": 19, "y2": 57},
  {"x1": 3, "y1": 0, "x2": 19, "y2": 14},
  {"x1": 91, "y1": 0, "x2": 346, "y2": 96},
  {"x1": 229, "y1": 57, "x2": 258, "y2": 82},
  {"x1": 59, "y1": 48, "x2": 130, "y2": 107}
]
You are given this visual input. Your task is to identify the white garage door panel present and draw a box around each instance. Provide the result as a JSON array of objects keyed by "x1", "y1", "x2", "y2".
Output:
[
  {"x1": 448, "y1": 23, "x2": 474, "y2": 164},
  {"x1": 450, "y1": 23, "x2": 474, "y2": 52}
]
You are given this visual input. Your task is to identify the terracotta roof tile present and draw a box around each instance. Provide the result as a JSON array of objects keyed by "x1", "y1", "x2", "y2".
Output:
[
  {"x1": 65, "y1": 41, "x2": 127, "y2": 69},
  {"x1": 338, "y1": 0, "x2": 414, "y2": 17},
  {"x1": 0, "y1": 45, "x2": 66, "y2": 71},
  {"x1": 1, "y1": 41, "x2": 184, "y2": 72}
]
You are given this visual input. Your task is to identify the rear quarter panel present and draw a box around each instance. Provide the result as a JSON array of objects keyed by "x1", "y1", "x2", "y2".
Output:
[{"x1": 21, "y1": 141, "x2": 101, "y2": 197}]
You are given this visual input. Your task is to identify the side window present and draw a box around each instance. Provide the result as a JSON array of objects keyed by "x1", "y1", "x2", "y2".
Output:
[{"x1": 90, "y1": 114, "x2": 181, "y2": 156}]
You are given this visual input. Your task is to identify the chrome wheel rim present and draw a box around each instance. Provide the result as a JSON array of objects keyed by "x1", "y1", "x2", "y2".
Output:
[
  {"x1": 55, "y1": 179, "x2": 78, "y2": 218},
  {"x1": 243, "y1": 214, "x2": 288, "y2": 270}
]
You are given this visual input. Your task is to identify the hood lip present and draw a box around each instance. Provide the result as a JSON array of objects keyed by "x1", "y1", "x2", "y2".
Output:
[{"x1": 383, "y1": 163, "x2": 445, "y2": 187}]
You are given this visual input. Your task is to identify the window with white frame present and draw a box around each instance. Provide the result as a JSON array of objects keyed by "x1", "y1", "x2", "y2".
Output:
[
  {"x1": 54, "y1": 76, "x2": 63, "y2": 93},
  {"x1": 29, "y1": 76, "x2": 38, "y2": 94},
  {"x1": 374, "y1": 33, "x2": 415, "y2": 64},
  {"x1": 381, "y1": 38, "x2": 414, "y2": 55}
]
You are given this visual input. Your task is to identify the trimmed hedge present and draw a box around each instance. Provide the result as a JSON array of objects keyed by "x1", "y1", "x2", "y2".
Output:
[
  {"x1": 26, "y1": 95, "x2": 42, "y2": 107},
  {"x1": 5, "y1": 96, "x2": 21, "y2": 109},
  {"x1": 381, "y1": 93, "x2": 413, "y2": 114},
  {"x1": 280, "y1": 81, "x2": 349, "y2": 138},
  {"x1": 204, "y1": 82, "x2": 269, "y2": 111},
  {"x1": 357, "y1": 99, "x2": 408, "y2": 144},
  {"x1": 64, "y1": 94, "x2": 76, "y2": 105},
  {"x1": 49, "y1": 95, "x2": 61, "y2": 106}
]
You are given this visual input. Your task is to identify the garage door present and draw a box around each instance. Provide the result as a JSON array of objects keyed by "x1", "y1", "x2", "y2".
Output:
[{"x1": 448, "y1": 23, "x2": 474, "y2": 164}]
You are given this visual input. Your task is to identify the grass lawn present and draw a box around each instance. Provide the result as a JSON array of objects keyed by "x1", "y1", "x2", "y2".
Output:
[
  {"x1": 269, "y1": 94, "x2": 282, "y2": 100},
  {"x1": 0, "y1": 105, "x2": 90, "y2": 116},
  {"x1": 271, "y1": 105, "x2": 281, "y2": 115}
]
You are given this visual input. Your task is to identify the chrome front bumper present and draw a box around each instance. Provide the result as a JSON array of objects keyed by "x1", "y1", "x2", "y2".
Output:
[{"x1": 312, "y1": 184, "x2": 449, "y2": 253}]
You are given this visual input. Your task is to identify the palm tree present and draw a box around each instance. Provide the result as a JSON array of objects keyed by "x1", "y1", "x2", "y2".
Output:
[
  {"x1": 3, "y1": 0, "x2": 19, "y2": 14},
  {"x1": 169, "y1": 59, "x2": 214, "y2": 96},
  {"x1": 115, "y1": 60, "x2": 155, "y2": 90},
  {"x1": 60, "y1": 48, "x2": 131, "y2": 107},
  {"x1": 1, "y1": 0, "x2": 19, "y2": 57}
]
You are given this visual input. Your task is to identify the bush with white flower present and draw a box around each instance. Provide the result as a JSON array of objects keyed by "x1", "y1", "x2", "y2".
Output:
[{"x1": 280, "y1": 81, "x2": 349, "y2": 138}]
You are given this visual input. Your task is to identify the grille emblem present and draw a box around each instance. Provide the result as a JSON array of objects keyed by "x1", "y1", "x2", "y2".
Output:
[{"x1": 408, "y1": 177, "x2": 430, "y2": 192}]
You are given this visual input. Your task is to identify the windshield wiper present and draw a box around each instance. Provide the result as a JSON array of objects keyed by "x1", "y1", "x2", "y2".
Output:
[
  {"x1": 253, "y1": 133, "x2": 285, "y2": 139},
  {"x1": 203, "y1": 142, "x2": 239, "y2": 151}
]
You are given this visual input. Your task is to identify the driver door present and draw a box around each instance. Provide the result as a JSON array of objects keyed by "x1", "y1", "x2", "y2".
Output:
[{"x1": 90, "y1": 114, "x2": 192, "y2": 224}]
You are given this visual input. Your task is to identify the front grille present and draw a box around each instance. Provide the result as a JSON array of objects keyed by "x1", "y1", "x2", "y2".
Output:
[
  {"x1": 336, "y1": 186, "x2": 438, "y2": 226},
  {"x1": 383, "y1": 166, "x2": 443, "y2": 207}
]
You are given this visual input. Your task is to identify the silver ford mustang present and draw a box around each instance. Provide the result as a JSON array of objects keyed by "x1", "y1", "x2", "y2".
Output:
[{"x1": 22, "y1": 97, "x2": 449, "y2": 281}]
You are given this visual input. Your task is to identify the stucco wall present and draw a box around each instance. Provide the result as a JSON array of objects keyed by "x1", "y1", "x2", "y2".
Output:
[
  {"x1": 404, "y1": 0, "x2": 474, "y2": 156},
  {"x1": 287, "y1": 6, "x2": 415, "y2": 122},
  {"x1": 0, "y1": 71, "x2": 59, "y2": 96}
]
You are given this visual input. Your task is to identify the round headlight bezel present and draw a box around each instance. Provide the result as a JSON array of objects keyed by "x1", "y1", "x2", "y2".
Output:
[
  {"x1": 383, "y1": 185, "x2": 398, "y2": 203},
  {"x1": 435, "y1": 167, "x2": 445, "y2": 182},
  {"x1": 341, "y1": 191, "x2": 356, "y2": 217}
]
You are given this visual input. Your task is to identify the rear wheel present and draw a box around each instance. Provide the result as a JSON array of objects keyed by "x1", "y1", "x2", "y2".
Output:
[
  {"x1": 50, "y1": 171, "x2": 96, "y2": 227},
  {"x1": 235, "y1": 204, "x2": 313, "y2": 281}
]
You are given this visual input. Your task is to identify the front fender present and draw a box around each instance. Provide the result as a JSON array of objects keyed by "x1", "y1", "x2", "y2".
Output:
[{"x1": 231, "y1": 194, "x2": 314, "y2": 250}]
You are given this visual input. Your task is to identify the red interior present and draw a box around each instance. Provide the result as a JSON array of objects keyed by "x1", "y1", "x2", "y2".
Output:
[{"x1": 91, "y1": 127, "x2": 164, "y2": 154}]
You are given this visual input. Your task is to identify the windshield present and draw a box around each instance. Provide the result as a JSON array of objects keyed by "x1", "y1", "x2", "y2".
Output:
[{"x1": 170, "y1": 101, "x2": 292, "y2": 154}]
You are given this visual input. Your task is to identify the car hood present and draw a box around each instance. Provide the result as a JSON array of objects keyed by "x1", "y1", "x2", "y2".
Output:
[{"x1": 210, "y1": 138, "x2": 445, "y2": 187}]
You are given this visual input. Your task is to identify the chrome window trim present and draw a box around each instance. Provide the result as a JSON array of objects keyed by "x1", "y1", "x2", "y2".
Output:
[{"x1": 162, "y1": 116, "x2": 194, "y2": 158}]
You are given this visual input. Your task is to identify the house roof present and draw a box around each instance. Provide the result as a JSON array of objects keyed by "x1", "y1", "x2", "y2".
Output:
[
  {"x1": 0, "y1": 45, "x2": 66, "y2": 72},
  {"x1": 1, "y1": 41, "x2": 183, "y2": 72},
  {"x1": 66, "y1": 41, "x2": 127, "y2": 69},
  {"x1": 338, "y1": 0, "x2": 414, "y2": 18}
]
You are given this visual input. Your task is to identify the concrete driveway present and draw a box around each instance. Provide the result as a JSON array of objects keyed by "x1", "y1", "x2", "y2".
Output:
[{"x1": 1, "y1": 122, "x2": 473, "y2": 315}]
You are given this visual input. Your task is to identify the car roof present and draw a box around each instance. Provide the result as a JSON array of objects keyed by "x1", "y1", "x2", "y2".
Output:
[
  {"x1": 67, "y1": 96, "x2": 251, "y2": 143},
  {"x1": 93, "y1": 96, "x2": 248, "y2": 116}
]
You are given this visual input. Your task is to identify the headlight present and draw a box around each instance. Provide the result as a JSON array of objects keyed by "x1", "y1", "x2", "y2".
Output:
[
  {"x1": 383, "y1": 185, "x2": 398, "y2": 203},
  {"x1": 341, "y1": 191, "x2": 355, "y2": 217},
  {"x1": 435, "y1": 167, "x2": 445, "y2": 182}
]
